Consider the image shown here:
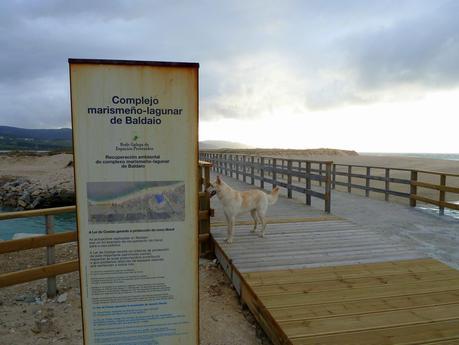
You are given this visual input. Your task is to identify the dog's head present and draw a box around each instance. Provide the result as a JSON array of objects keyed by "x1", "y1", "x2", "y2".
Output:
[{"x1": 206, "y1": 175, "x2": 223, "y2": 198}]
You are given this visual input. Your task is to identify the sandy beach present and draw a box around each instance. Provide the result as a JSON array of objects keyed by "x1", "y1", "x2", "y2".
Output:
[{"x1": 0, "y1": 151, "x2": 458, "y2": 344}]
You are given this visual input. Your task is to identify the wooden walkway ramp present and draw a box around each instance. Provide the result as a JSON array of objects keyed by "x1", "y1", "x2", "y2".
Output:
[{"x1": 209, "y1": 174, "x2": 459, "y2": 345}]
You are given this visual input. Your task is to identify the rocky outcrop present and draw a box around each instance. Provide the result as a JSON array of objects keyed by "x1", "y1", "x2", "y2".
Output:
[{"x1": 0, "y1": 178, "x2": 75, "y2": 211}]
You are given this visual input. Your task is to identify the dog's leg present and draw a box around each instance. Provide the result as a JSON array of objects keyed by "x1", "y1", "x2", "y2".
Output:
[
  {"x1": 250, "y1": 209, "x2": 258, "y2": 233},
  {"x1": 226, "y1": 216, "x2": 235, "y2": 243},
  {"x1": 257, "y1": 210, "x2": 267, "y2": 238}
]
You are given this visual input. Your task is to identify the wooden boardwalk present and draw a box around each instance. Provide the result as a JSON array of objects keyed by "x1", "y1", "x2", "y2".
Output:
[{"x1": 209, "y1": 173, "x2": 459, "y2": 345}]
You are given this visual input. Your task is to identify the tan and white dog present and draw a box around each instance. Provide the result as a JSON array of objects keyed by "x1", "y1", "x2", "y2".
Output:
[{"x1": 209, "y1": 175, "x2": 280, "y2": 243}]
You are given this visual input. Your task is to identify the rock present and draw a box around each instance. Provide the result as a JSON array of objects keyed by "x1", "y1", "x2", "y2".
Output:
[
  {"x1": 24, "y1": 295, "x2": 36, "y2": 303},
  {"x1": 19, "y1": 191, "x2": 31, "y2": 203},
  {"x1": 15, "y1": 294, "x2": 36, "y2": 303},
  {"x1": 30, "y1": 197, "x2": 42, "y2": 209},
  {"x1": 31, "y1": 318, "x2": 52, "y2": 334},
  {"x1": 57, "y1": 293, "x2": 68, "y2": 304},
  {"x1": 17, "y1": 199, "x2": 28, "y2": 208},
  {"x1": 15, "y1": 295, "x2": 26, "y2": 302}
]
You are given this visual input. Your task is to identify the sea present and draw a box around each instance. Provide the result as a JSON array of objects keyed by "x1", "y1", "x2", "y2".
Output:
[
  {"x1": 359, "y1": 152, "x2": 459, "y2": 161},
  {"x1": 1, "y1": 152, "x2": 458, "y2": 240}
]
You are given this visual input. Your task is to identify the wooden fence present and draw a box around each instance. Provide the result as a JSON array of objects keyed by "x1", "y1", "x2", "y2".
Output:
[
  {"x1": 0, "y1": 161, "x2": 213, "y2": 293},
  {"x1": 332, "y1": 164, "x2": 459, "y2": 215},
  {"x1": 199, "y1": 152, "x2": 332, "y2": 213}
]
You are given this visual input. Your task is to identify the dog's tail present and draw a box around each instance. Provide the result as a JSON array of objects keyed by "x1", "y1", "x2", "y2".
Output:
[{"x1": 268, "y1": 187, "x2": 280, "y2": 205}]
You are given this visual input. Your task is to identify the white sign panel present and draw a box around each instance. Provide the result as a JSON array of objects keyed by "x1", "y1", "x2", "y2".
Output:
[{"x1": 69, "y1": 59, "x2": 199, "y2": 345}]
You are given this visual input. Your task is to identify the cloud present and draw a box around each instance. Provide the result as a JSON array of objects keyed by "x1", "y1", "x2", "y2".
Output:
[
  {"x1": 340, "y1": 0, "x2": 459, "y2": 97},
  {"x1": 0, "y1": 0, "x2": 458, "y2": 127}
]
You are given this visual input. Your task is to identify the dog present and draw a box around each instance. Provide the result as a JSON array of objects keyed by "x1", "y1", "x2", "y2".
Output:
[{"x1": 208, "y1": 175, "x2": 279, "y2": 243}]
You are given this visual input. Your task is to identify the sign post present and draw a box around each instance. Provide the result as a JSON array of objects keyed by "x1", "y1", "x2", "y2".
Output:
[{"x1": 69, "y1": 59, "x2": 199, "y2": 344}]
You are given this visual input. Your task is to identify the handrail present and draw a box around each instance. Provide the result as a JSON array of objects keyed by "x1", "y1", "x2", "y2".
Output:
[
  {"x1": 0, "y1": 205, "x2": 76, "y2": 220},
  {"x1": 332, "y1": 163, "x2": 459, "y2": 215},
  {"x1": 199, "y1": 151, "x2": 332, "y2": 213},
  {"x1": 334, "y1": 163, "x2": 459, "y2": 177}
]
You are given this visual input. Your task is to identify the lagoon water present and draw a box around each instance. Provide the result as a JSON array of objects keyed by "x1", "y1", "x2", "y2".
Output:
[{"x1": 0, "y1": 208, "x2": 76, "y2": 240}]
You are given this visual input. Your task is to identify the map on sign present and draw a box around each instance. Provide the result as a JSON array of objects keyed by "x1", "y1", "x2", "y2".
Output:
[{"x1": 87, "y1": 181, "x2": 185, "y2": 224}]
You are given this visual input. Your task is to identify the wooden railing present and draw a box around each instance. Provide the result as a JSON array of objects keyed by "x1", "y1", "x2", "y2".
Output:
[
  {"x1": 0, "y1": 206, "x2": 78, "y2": 296},
  {"x1": 198, "y1": 160, "x2": 214, "y2": 256},
  {"x1": 200, "y1": 152, "x2": 332, "y2": 213},
  {"x1": 0, "y1": 161, "x2": 214, "y2": 291},
  {"x1": 332, "y1": 164, "x2": 459, "y2": 215}
]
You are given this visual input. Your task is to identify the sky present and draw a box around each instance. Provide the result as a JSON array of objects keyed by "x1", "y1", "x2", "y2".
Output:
[{"x1": 1, "y1": 0, "x2": 458, "y2": 153}]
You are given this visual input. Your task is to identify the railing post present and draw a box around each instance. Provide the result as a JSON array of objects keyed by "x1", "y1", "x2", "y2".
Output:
[
  {"x1": 204, "y1": 165, "x2": 211, "y2": 190},
  {"x1": 224, "y1": 154, "x2": 228, "y2": 176},
  {"x1": 287, "y1": 160, "x2": 292, "y2": 199},
  {"x1": 281, "y1": 160, "x2": 285, "y2": 179},
  {"x1": 272, "y1": 158, "x2": 277, "y2": 188},
  {"x1": 332, "y1": 164, "x2": 336, "y2": 189},
  {"x1": 250, "y1": 156, "x2": 255, "y2": 185},
  {"x1": 46, "y1": 215, "x2": 57, "y2": 298},
  {"x1": 260, "y1": 157, "x2": 265, "y2": 189},
  {"x1": 229, "y1": 154, "x2": 233, "y2": 178},
  {"x1": 325, "y1": 163, "x2": 332, "y2": 213},
  {"x1": 298, "y1": 161, "x2": 301, "y2": 182},
  {"x1": 235, "y1": 155, "x2": 239, "y2": 180},
  {"x1": 319, "y1": 163, "x2": 323, "y2": 187},
  {"x1": 347, "y1": 166, "x2": 352, "y2": 193},
  {"x1": 439, "y1": 174, "x2": 446, "y2": 215},
  {"x1": 306, "y1": 162, "x2": 311, "y2": 206},
  {"x1": 242, "y1": 156, "x2": 246, "y2": 183},
  {"x1": 218, "y1": 153, "x2": 223, "y2": 174},
  {"x1": 365, "y1": 167, "x2": 371, "y2": 197},
  {"x1": 385, "y1": 168, "x2": 390, "y2": 201},
  {"x1": 410, "y1": 170, "x2": 418, "y2": 207}
]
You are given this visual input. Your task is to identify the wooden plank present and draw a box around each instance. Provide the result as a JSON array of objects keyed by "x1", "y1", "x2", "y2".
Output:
[
  {"x1": 291, "y1": 319, "x2": 459, "y2": 345},
  {"x1": 0, "y1": 205, "x2": 76, "y2": 220},
  {"x1": 210, "y1": 216, "x2": 343, "y2": 227},
  {"x1": 413, "y1": 181, "x2": 459, "y2": 194},
  {"x1": 244, "y1": 258, "x2": 447, "y2": 280},
  {"x1": 281, "y1": 303, "x2": 459, "y2": 339},
  {"x1": 246, "y1": 262, "x2": 452, "y2": 286},
  {"x1": 260, "y1": 278, "x2": 459, "y2": 308},
  {"x1": 239, "y1": 254, "x2": 429, "y2": 273},
  {"x1": 198, "y1": 210, "x2": 211, "y2": 220},
  {"x1": 0, "y1": 260, "x2": 79, "y2": 287},
  {"x1": 420, "y1": 339, "x2": 459, "y2": 345},
  {"x1": 411, "y1": 195, "x2": 459, "y2": 211},
  {"x1": 237, "y1": 252, "x2": 425, "y2": 272},
  {"x1": 0, "y1": 231, "x2": 77, "y2": 254},
  {"x1": 230, "y1": 245, "x2": 414, "y2": 265},
  {"x1": 254, "y1": 270, "x2": 459, "y2": 297},
  {"x1": 222, "y1": 238, "x2": 403, "y2": 256},
  {"x1": 240, "y1": 276, "x2": 291, "y2": 345},
  {"x1": 271, "y1": 290, "x2": 459, "y2": 322}
]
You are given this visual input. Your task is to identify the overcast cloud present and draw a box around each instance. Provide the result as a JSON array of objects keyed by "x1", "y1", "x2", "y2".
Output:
[{"x1": 0, "y1": 0, "x2": 458, "y2": 128}]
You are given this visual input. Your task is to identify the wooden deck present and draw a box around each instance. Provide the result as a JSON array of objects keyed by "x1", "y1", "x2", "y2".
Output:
[
  {"x1": 243, "y1": 258, "x2": 459, "y2": 345},
  {"x1": 209, "y1": 174, "x2": 459, "y2": 344}
]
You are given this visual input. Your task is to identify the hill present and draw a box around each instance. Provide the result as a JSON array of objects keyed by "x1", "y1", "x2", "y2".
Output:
[
  {"x1": 200, "y1": 147, "x2": 359, "y2": 157},
  {"x1": 0, "y1": 126, "x2": 72, "y2": 150},
  {"x1": 199, "y1": 140, "x2": 252, "y2": 150}
]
